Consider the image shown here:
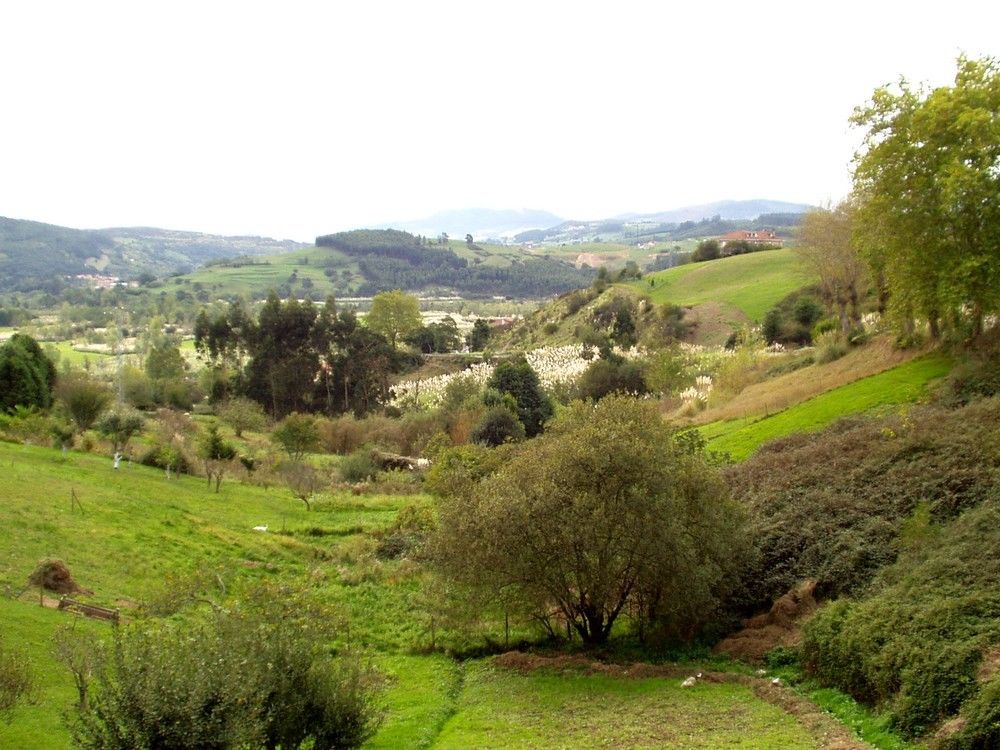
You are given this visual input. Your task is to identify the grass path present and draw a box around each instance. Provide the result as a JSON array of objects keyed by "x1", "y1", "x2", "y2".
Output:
[
  {"x1": 632, "y1": 249, "x2": 814, "y2": 321},
  {"x1": 700, "y1": 353, "x2": 952, "y2": 459}
]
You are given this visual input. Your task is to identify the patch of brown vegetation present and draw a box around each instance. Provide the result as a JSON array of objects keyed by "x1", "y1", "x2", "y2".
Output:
[
  {"x1": 977, "y1": 644, "x2": 1000, "y2": 681},
  {"x1": 26, "y1": 559, "x2": 91, "y2": 595},
  {"x1": 714, "y1": 580, "x2": 818, "y2": 663},
  {"x1": 492, "y1": 651, "x2": 694, "y2": 680},
  {"x1": 683, "y1": 302, "x2": 751, "y2": 347}
]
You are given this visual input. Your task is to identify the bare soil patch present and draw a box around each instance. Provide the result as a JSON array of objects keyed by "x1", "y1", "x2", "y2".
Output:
[
  {"x1": 683, "y1": 302, "x2": 751, "y2": 347},
  {"x1": 714, "y1": 579, "x2": 818, "y2": 663}
]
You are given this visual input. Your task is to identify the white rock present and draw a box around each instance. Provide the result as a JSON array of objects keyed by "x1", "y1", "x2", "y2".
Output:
[
  {"x1": 252, "y1": 525, "x2": 268, "y2": 532},
  {"x1": 771, "y1": 677, "x2": 783, "y2": 686},
  {"x1": 681, "y1": 677, "x2": 697, "y2": 688}
]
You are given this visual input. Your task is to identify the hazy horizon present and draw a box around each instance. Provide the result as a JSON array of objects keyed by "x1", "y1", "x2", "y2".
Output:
[{"x1": 2, "y1": 1, "x2": 996, "y2": 242}]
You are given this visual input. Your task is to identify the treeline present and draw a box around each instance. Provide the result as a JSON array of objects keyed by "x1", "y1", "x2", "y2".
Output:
[
  {"x1": 316, "y1": 229, "x2": 592, "y2": 297},
  {"x1": 195, "y1": 293, "x2": 415, "y2": 418},
  {"x1": 0, "y1": 217, "x2": 115, "y2": 293}
]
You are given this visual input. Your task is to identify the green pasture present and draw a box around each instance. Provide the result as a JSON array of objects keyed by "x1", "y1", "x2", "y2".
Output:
[
  {"x1": 700, "y1": 353, "x2": 952, "y2": 459},
  {"x1": 633, "y1": 248, "x2": 814, "y2": 320},
  {"x1": 432, "y1": 663, "x2": 817, "y2": 749},
  {"x1": 178, "y1": 246, "x2": 362, "y2": 298},
  {"x1": 0, "y1": 439, "x2": 885, "y2": 748}
]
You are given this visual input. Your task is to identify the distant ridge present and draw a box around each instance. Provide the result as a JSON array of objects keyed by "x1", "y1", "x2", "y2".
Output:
[
  {"x1": 0, "y1": 216, "x2": 306, "y2": 292},
  {"x1": 615, "y1": 199, "x2": 813, "y2": 224},
  {"x1": 385, "y1": 208, "x2": 565, "y2": 239}
]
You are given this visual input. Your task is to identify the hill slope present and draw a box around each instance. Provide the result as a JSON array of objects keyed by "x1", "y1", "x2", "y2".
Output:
[
  {"x1": 636, "y1": 248, "x2": 814, "y2": 321},
  {"x1": 0, "y1": 216, "x2": 306, "y2": 291}
]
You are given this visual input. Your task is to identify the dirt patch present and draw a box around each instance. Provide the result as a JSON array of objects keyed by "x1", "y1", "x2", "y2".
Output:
[
  {"x1": 714, "y1": 579, "x2": 818, "y2": 663},
  {"x1": 683, "y1": 302, "x2": 751, "y2": 347},
  {"x1": 978, "y1": 643, "x2": 1000, "y2": 681},
  {"x1": 26, "y1": 559, "x2": 92, "y2": 595}
]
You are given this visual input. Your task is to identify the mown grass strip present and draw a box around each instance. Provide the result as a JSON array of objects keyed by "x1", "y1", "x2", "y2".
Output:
[{"x1": 702, "y1": 353, "x2": 952, "y2": 459}]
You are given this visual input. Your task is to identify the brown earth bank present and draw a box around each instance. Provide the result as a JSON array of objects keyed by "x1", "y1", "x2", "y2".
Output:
[{"x1": 714, "y1": 579, "x2": 819, "y2": 662}]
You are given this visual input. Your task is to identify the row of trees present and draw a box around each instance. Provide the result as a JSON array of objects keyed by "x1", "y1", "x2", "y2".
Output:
[
  {"x1": 195, "y1": 293, "x2": 404, "y2": 418},
  {"x1": 801, "y1": 56, "x2": 998, "y2": 341}
]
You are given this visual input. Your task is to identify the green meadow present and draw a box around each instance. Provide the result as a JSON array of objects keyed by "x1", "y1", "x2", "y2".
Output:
[{"x1": 634, "y1": 249, "x2": 815, "y2": 321}]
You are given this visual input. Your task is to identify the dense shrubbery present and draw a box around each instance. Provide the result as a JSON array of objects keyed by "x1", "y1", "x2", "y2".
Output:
[
  {"x1": 726, "y1": 397, "x2": 1000, "y2": 612},
  {"x1": 802, "y1": 499, "x2": 1000, "y2": 740},
  {"x1": 71, "y1": 588, "x2": 382, "y2": 749},
  {"x1": 761, "y1": 289, "x2": 825, "y2": 346}
]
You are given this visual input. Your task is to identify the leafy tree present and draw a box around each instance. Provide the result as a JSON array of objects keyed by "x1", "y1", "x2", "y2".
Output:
[
  {"x1": 215, "y1": 396, "x2": 268, "y2": 438},
  {"x1": 575, "y1": 358, "x2": 646, "y2": 401},
  {"x1": 692, "y1": 239, "x2": 721, "y2": 262},
  {"x1": 852, "y1": 55, "x2": 1000, "y2": 338},
  {"x1": 56, "y1": 372, "x2": 113, "y2": 432},
  {"x1": 486, "y1": 358, "x2": 553, "y2": 437},
  {"x1": 95, "y1": 408, "x2": 144, "y2": 455},
  {"x1": 272, "y1": 412, "x2": 320, "y2": 461},
  {"x1": 470, "y1": 407, "x2": 525, "y2": 447},
  {"x1": 0, "y1": 333, "x2": 56, "y2": 412},
  {"x1": 198, "y1": 423, "x2": 236, "y2": 492},
  {"x1": 145, "y1": 338, "x2": 186, "y2": 381},
  {"x1": 465, "y1": 319, "x2": 491, "y2": 351},
  {"x1": 430, "y1": 396, "x2": 747, "y2": 645},
  {"x1": 365, "y1": 290, "x2": 422, "y2": 349},
  {"x1": 281, "y1": 461, "x2": 324, "y2": 511},
  {"x1": 797, "y1": 202, "x2": 867, "y2": 333},
  {"x1": 69, "y1": 588, "x2": 381, "y2": 749}
]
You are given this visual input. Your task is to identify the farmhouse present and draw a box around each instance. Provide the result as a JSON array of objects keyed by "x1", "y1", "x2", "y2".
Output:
[{"x1": 718, "y1": 229, "x2": 783, "y2": 248}]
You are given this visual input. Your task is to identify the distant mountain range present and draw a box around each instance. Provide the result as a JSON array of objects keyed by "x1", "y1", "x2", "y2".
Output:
[
  {"x1": 617, "y1": 199, "x2": 812, "y2": 224},
  {"x1": 384, "y1": 200, "x2": 811, "y2": 241},
  {"x1": 385, "y1": 208, "x2": 565, "y2": 240}
]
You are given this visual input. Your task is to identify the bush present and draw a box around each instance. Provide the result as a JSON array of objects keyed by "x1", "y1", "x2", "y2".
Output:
[
  {"x1": 575, "y1": 358, "x2": 647, "y2": 401},
  {"x1": 802, "y1": 499, "x2": 1000, "y2": 740},
  {"x1": 339, "y1": 447, "x2": 379, "y2": 483},
  {"x1": 939, "y1": 343, "x2": 1000, "y2": 406},
  {"x1": 470, "y1": 407, "x2": 525, "y2": 447},
  {"x1": 726, "y1": 398, "x2": 1000, "y2": 612},
  {"x1": 71, "y1": 589, "x2": 382, "y2": 749},
  {"x1": 814, "y1": 330, "x2": 849, "y2": 363}
]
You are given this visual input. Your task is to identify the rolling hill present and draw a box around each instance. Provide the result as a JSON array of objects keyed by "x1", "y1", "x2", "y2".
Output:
[{"x1": 0, "y1": 216, "x2": 306, "y2": 292}]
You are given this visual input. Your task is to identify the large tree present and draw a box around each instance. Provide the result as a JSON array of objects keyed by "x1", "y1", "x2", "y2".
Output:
[
  {"x1": 851, "y1": 56, "x2": 1000, "y2": 338},
  {"x1": 365, "y1": 290, "x2": 421, "y2": 349},
  {"x1": 797, "y1": 202, "x2": 867, "y2": 333},
  {"x1": 430, "y1": 396, "x2": 747, "y2": 645},
  {"x1": 0, "y1": 334, "x2": 57, "y2": 412}
]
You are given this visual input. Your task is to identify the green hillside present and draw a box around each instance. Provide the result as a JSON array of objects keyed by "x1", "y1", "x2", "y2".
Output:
[
  {"x1": 634, "y1": 249, "x2": 814, "y2": 321},
  {"x1": 699, "y1": 353, "x2": 952, "y2": 459}
]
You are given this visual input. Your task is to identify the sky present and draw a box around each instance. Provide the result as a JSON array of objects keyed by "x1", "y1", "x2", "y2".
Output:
[{"x1": 1, "y1": 1, "x2": 997, "y2": 242}]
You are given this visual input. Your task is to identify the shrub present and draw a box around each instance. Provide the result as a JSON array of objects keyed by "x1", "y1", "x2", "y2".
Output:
[
  {"x1": 0, "y1": 642, "x2": 35, "y2": 721},
  {"x1": 339, "y1": 447, "x2": 379, "y2": 483},
  {"x1": 272, "y1": 412, "x2": 320, "y2": 461},
  {"x1": 814, "y1": 330, "x2": 849, "y2": 363},
  {"x1": 71, "y1": 589, "x2": 382, "y2": 749},
  {"x1": 802, "y1": 499, "x2": 1000, "y2": 740},
  {"x1": 470, "y1": 407, "x2": 525, "y2": 447},
  {"x1": 726, "y1": 398, "x2": 1000, "y2": 612},
  {"x1": 939, "y1": 343, "x2": 1000, "y2": 406},
  {"x1": 55, "y1": 372, "x2": 112, "y2": 432}
]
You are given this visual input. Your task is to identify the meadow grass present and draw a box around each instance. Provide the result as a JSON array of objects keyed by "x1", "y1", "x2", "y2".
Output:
[
  {"x1": 700, "y1": 353, "x2": 952, "y2": 459},
  {"x1": 0, "y1": 440, "x2": 887, "y2": 749},
  {"x1": 432, "y1": 663, "x2": 819, "y2": 749},
  {"x1": 633, "y1": 249, "x2": 814, "y2": 321}
]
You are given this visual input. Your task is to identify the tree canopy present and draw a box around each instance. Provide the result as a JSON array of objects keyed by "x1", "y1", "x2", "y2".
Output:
[
  {"x1": 365, "y1": 290, "x2": 421, "y2": 349},
  {"x1": 430, "y1": 396, "x2": 747, "y2": 645},
  {"x1": 851, "y1": 55, "x2": 1000, "y2": 338},
  {"x1": 0, "y1": 333, "x2": 57, "y2": 412}
]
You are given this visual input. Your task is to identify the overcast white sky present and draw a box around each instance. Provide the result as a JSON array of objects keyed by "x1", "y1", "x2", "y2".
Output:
[{"x1": 1, "y1": 1, "x2": 996, "y2": 241}]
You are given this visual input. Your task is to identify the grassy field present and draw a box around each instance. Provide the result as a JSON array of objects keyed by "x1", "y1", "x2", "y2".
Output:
[
  {"x1": 633, "y1": 249, "x2": 814, "y2": 321},
  {"x1": 433, "y1": 663, "x2": 819, "y2": 749},
  {"x1": 178, "y1": 245, "x2": 363, "y2": 298},
  {"x1": 700, "y1": 353, "x2": 952, "y2": 459},
  {"x1": 0, "y1": 439, "x2": 881, "y2": 748}
]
